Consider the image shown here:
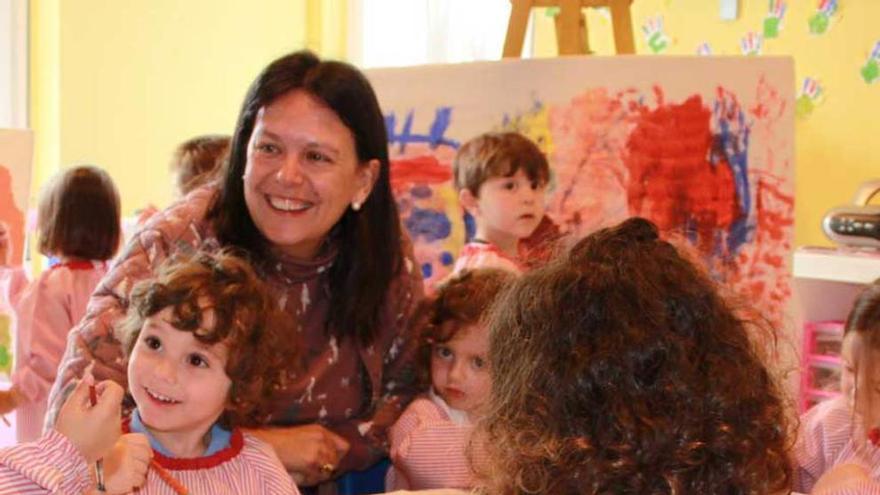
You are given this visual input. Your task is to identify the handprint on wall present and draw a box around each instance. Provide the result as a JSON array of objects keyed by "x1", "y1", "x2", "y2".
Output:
[
  {"x1": 740, "y1": 32, "x2": 763, "y2": 56},
  {"x1": 861, "y1": 41, "x2": 880, "y2": 84},
  {"x1": 642, "y1": 15, "x2": 669, "y2": 54},
  {"x1": 763, "y1": 0, "x2": 787, "y2": 39},
  {"x1": 795, "y1": 78, "x2": 824, "y2": 118},
  {"x1": 809, "y1": 0, "x2": 838, "y2": 35}
]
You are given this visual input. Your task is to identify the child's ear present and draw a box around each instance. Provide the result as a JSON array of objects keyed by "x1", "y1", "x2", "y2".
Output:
[{"x1": 459, "y1": 188, "x2": 480, "y2": 216}]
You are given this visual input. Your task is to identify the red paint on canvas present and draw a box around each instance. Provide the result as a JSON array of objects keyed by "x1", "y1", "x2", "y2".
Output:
[
  {"x1": 624, "y1": 93, "x2": 741, "y2": 254},
  {"x1": 389, "y1": 155, "x2": 452, "y2": 194}
]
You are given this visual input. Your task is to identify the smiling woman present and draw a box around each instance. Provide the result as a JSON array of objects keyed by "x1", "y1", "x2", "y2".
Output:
[{"x1": 45, "y1": 50, "x2": 425, "y2": 490}]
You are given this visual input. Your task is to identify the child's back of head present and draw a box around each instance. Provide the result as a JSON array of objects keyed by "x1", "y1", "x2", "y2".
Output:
[
  {"x1": 171, "y1": 134, "x2": 231, "y2": 197},
  {"x1": 481, "y1": 217, "x2": 791, "y2": 494},
  {"x1": 38, "y1": 165, "x2": 120, "y2": 261}
]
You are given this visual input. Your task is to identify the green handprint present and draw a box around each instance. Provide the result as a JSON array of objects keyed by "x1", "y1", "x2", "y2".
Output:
[
  {"x1": 795, "y1": 95, "x2": 815, "y2": 119},
  {"x1": 763, "y1": 16, "x2": 781, "y2": 39},
  {"x1": 862, "y1": 59, "x2": 879, "y2": 84},
  {"x1": 808, "y1": 12, "x2": 830, "y2": 35},
  {"x1": 648, "y1": 33, "x2": 667, "y2": 54}
]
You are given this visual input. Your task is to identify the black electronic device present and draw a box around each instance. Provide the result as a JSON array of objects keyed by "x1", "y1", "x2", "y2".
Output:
[{"x1": 822, "y1": 180, "x2": 880, "y2": 248}]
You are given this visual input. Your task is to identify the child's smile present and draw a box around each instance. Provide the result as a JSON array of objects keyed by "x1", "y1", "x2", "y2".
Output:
[{"x1": 127, "y1": 306, "x2": 232, "y2": 458}]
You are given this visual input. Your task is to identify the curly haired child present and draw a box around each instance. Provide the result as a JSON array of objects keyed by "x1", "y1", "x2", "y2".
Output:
[
  {"x1": 478, "y1": 217, "x2": 792, "y2": 494},
  {"x1": 99, "y1": 249, "x2": 299, "y2": 494},
  {"x1": 386, "y1": 268, "x2": 514, "y2": 491}
]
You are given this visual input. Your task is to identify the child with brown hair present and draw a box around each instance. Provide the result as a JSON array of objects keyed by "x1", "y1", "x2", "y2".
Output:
[
  {"x1": 478, "y1": 217, "x2": 792, "y2": 494},
  {"x1": 793, "y1": 279, "x2": 880, "y2": 495},
  {"x1": 170, "y1": 134, "x2": 231, "y2": 197},
  {"x1": 134, "y1": 135, "x2": 230, "y2": 226},
  {"x1": 95, "y1": 248, "x2": 299, "y2": 494},
  {"x1": 386, "y1": 268, "x2": 514, "y2": 491},
  {"x1": 452, "y1": 132, "x2": 550, "y2": 274},
  {"x1": 0, "y1": 165, "x2": 120, "y2": 443}
]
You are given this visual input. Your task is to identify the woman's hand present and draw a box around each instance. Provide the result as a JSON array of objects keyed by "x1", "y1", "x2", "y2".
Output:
[
  {"x1": 55, "y1": 378, "x2": 124, "y2": 463},
  {"x1": 247, "y1": 423, "x2": 350, "y2": 486},
  {"x1": 102, "y1": 433, "x2": 153, "y2": 494}
]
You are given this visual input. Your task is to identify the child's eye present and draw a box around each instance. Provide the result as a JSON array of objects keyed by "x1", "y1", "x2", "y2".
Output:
[
  {"x1": 435, "y1": 346, "x2": 453, "y2": 360},
  {"x1": 472, "y1": 357, "x2": 486, "y2": 369},
  {"x1": 187, "y1": 353, "x2": 209, "y2": 368},
  {"x1": 144, "y1": 336, "x2": 162, "y2": 350},
  {"x1": 502, "y1": 181, "x2": 516, "y2": 191}
]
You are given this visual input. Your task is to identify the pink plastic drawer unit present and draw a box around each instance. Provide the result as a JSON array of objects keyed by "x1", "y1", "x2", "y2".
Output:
[{"x1": 800, "y1": 320, "x2": 845, "y2": 413}]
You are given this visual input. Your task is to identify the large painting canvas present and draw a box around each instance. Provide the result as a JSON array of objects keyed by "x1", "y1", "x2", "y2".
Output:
[{"x1": 367, "y1": 56, "x2": 794, "y2": 328}]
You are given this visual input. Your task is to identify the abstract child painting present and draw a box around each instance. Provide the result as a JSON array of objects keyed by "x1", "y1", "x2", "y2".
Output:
[
  {"x1": 0, "y1": 128, "x2": 33, "y2": 379},
  {"x1": 367, "y1": 56, "x2": 794, "y2": 328}
]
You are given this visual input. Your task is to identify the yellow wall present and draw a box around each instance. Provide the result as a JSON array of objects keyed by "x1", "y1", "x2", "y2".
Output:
[
  {"x1": 29, "y1": 1, "x2": 875, "y2": 248},
  {"x1": 533, "y1": 1, "x2": 877, "y2": 247},
  {"x1": 29, "y1": 0, "x2": 345, "y2": 219}
]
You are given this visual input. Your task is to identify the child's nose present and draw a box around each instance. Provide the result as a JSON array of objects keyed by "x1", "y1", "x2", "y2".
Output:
[
  {"x1": 448, "y1": 360, "x2": 466, "y2": 382},
  {"x1": 154, "y1": 358, "x2": 178, "y2": 384}
]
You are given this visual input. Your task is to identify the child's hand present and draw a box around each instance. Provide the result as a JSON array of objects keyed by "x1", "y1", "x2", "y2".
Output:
[
  {"x1": 55, "y1": 378, "x2": 124, "y2": 463},
  {"x1": 813, "y1": 462, "x2": 871, "y2": 494},
  {"x1": 102, "y1": 432, "x2": 153, "y2": 494},
  {"x1": 0, "y1": 386, "x2": 20, "y2": 414}
]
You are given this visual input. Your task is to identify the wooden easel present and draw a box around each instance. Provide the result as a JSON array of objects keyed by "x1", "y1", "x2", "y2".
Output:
[{"x1": 503, "y1": 0, "x2": 635, "y2": 57}]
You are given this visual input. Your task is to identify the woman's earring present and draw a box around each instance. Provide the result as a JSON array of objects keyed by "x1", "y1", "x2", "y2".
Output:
[{"x1": 352, "y1": 201, "x2": 361, "y2": 211}]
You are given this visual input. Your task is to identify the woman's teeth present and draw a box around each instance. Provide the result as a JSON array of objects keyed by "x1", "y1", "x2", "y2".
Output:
[{"x1": 268, "y1": 196, "x2": 311, "y2": 212}]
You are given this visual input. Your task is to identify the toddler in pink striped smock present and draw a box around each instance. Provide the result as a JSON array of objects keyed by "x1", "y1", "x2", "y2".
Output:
[
  {"x1": 100, "y1": 249, "x2": 300, "y2": 494},
  {"x1": 793, "y1": 279, "x2": 880, "y2": 495},
  {"x1": 0, "y1": 166, "x2": 119, "y2": 443},
  {"x1": 386, "y1": 269, "x2": 514, "y2": 491},
  {"x1": 0, "y1": 250, "x2": 300, "y2": 494}
]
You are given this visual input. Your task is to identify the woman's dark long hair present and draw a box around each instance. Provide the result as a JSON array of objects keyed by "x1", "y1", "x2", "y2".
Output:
[{"x1": 207, "y1": 50, "x2": 403, "y2": 345}]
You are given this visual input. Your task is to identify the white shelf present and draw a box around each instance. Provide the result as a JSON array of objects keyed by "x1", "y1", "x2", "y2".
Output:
[{"x1": 793, "y1": 247, "x2": 880, "y2": 284}]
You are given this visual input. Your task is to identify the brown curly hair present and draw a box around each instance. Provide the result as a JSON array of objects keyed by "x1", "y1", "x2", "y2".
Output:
[
  {"x1": 415, "y1": 268, "x2": 516, "y2": 389},
  {"x1": 117, "y1": 249, "x2": 292, "y2": 428},
  {"x1": 479, "y1": 217, "x2": 792, "y2": 494}
]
